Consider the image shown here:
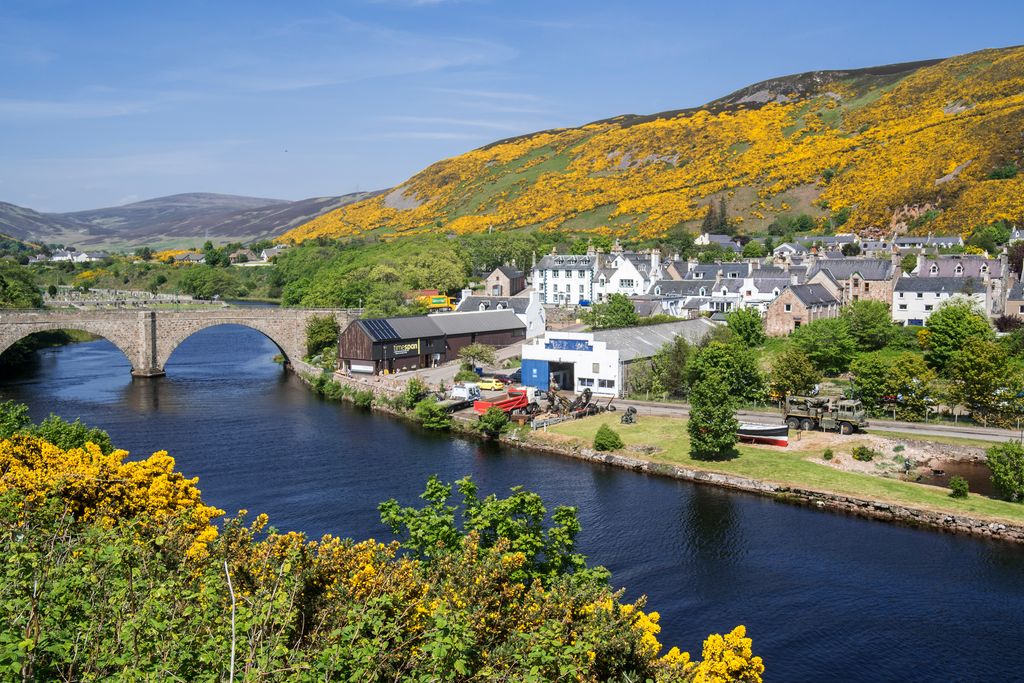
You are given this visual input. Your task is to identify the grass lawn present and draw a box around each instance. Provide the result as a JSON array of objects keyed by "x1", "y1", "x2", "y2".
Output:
[
  {"x1": 865, "y1": 429, "x2": 996, "y2": 450},
  {"x1": 536, "y1": 413, "x2": 1024, "y2": 525}
]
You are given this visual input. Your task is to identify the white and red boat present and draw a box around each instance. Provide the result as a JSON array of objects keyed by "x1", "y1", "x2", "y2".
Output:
[{"x1": 736, "y1": 423, "x2": 789, "y2": 447}]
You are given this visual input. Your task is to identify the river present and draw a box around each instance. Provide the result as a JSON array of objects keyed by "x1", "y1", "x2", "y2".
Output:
[{"x1": 2, "y1": 325, "x2": 1023, "y2": 682}]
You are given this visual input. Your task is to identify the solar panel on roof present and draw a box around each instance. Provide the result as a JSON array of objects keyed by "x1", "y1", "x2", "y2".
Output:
[{"x1": 361, "y1": 318, "x2": 399, "y2": 341}]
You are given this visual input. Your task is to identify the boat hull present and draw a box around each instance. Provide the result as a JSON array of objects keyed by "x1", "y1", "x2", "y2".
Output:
[{"x1": 736, "y1": 423, "x2": 789, "y2": 447}]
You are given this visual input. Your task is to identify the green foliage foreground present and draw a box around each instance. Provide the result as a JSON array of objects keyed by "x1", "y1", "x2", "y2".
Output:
[{"x1": 0, "y1": 407, "x2": 763, "y2": 682}]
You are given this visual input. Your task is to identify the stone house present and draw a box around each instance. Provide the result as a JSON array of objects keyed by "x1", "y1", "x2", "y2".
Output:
[
  {"x1": 806, "y1": 257, "x2": 899, "y2": 305},
  {"x1": 483, "y1": 264, "x2": 525, "y2": 296},
  {"x1": 765, "y1": 284, "x2": 841, "y2": 336}
]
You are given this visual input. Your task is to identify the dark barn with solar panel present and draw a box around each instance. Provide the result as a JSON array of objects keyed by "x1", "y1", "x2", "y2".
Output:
[
  {"x1": 338, "y1": 310, "x2": 527, "y2": 375},
  {"x1": 338, "y1": 316, "x2": 446, "y2": 374}
]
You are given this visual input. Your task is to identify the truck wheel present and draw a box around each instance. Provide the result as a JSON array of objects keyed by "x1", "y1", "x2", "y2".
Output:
[
  {"x1": 840, "y1": 421, "x2": 853, "y2": 435},
  {"x1": 786, "y1": 417, "x2": 800, "y2": 430},
  {"x1": 800, "y1": 418, "x2": 815, "y2": 431}
]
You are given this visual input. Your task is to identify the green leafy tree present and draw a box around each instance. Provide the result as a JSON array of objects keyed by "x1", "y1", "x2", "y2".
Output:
[
  {"x1": 687, "y1": 379, "x2": 738, "y2": 460},
  {"x1": 304, "y1": 314, "x2": 340, "y2": 359},
  {"x1": 791, "y1": 317, "x2": 856, "y2": 374},
  {"x1": 32, "y1": 414, "x2": 114, "y2": 454},
  {"x1": 585, "y1": 293, "x2": 639, "y2": 329},
  {"x1": 593, "y1": 423, "x2": 624, "y2": 451},
  {"x1": 379, "y1": 476, "x2": 595, "y2": 583},
  {"x1": 396, "y1": 377, "x2": 429, "y2": 410},
  {"x1": 457, "y1": 342, "x2": 497, "y2": 369},
  {"x1": 850, "y1": 351, "x2": 936, "y2": 419},
  {"x1": 0, "y1": 400, "x2": 31, "y2": 437},
  {"x1": 768, "y1": 347, "x2": 821, "y2": 399},
  {"x1": 413, "y1": 397, "x2": 452, "y2": 430},
  {"x1": 945, "y1": 339, "x2": 1023, "y2": 426},
  {"x1": 924, "y1": 299, "x2": 994, "y2": 372},
  {"x1": 0, "y1": 262, "x2": 42, "y2": 308},
  {"x1": 476, "y1": 406, "x2": 510, "y2": 438},
  {"x1": 741, "y1": 241, "x2": 766, "y2": 258},
  {"x1": 900, "y1": 253, "x2": 918, "y2": 274},
  {"x1": 726, "y1": 307, "x2": 766, "y2": 347},
  {"x1": 841, "y1": 300, "x2": 894, "y2": 351},
  {"x1": 840, "y1": 242, "x2": 861, "y2": 256},
  {"x1": 986, "y1": 441, "x2": 1024, "y2": 502},
  {"x1": 688, "y1": 340, "x2": 766, "y2": 403}
]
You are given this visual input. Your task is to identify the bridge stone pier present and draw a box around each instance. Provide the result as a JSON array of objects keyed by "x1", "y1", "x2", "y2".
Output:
[{"x1": 0, "y1": 308, "x2": 356, "y2": 377}]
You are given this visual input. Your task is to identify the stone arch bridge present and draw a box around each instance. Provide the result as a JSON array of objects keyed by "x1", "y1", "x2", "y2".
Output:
[{"x1": 0, "y1": 308, "x2": 357, "y2": 377}]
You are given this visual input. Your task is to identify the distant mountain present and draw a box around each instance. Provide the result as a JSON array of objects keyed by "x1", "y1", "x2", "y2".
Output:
[
  {"x1": 284, "y1": 45, "x2": 1024, "y2": 244},
  {"x1": 0, "y1": 191, "x2": 381, "y2": 250}
]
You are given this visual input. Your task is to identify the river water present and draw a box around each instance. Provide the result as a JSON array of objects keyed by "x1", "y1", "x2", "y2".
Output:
[{"x1": 1, "y1": 325, "x2": 1023, "y2": 682}]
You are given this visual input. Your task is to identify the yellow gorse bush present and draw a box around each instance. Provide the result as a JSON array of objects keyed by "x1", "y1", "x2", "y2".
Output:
[{"x1": 283, "y1": 46, "x2": 1024, "y2": 244}]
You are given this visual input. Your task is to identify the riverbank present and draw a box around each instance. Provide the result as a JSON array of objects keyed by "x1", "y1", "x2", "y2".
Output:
[{"x1": 290, "y1": 367, "x2": 1024, "y2": 544}]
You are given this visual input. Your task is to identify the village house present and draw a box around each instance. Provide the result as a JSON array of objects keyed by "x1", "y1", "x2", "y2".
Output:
[
  {"x1": 483, "y1": 264, "x2": 525, "y2": 296},
  {"x1": 695, "y1": 233, "x2": 742, "y2": 254},
  {"x1": 912, "y1": 253, "x2": 1006, "y2": 316},
  {"x1": 531, "y1": 241, "x2": 668, "y2": 306},
  {"x1": 1005, "y1": 282, "x2": 1024, "y2": 320},
  {"x1": 173, "y1": 253, "x2": 206, "y2": 265},
  {"x1": 806, "y1": 257, "x2": 899, "y2": 305},
  {"x1": 764, "y1": 283, "x2": 841, "y2": 336},
  {"x1": 455, "y1": 289, "x2": 546, "y2": 338},
  {"x1": 892, "y1": 277, "x2": 988, "y2": 326}
]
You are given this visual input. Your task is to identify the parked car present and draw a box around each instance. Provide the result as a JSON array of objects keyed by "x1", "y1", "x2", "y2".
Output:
[
  {"x1": 495, "y1": 368, "x2": 522, "y2": 385},
  {"x1": 476, "y1": 377, "x2": 506, "y2": 391}
]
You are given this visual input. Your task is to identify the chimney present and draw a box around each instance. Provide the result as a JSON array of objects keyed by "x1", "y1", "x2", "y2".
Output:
[
  {"x1": 890, "y1": 245, "x2": 901, "y2": 269},
  {"x1": 687, "y1": 257, "x2": 698, "y2": 272},
  {"x1": 461, "y1": 287, "x2": 472, "y2": 302},
  {"x1": 651, "y1": 247, "x2": 661, "y2": 272},
  {"x1": 611, "y1": 238, "x2": 623, "y2": 255},
  {"x1": 916, "y1": 248, "x2": 926, "y2": 275},
  {"x1": 586, "y1": 239, "x2": 596, "y2": 256},
  {"x1": 790, "y1": 274, "x2": 799, "y2": 286}
]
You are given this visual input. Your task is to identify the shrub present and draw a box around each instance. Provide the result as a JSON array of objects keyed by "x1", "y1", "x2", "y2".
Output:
[
  {"x1": 413, "y1": 397, "x2": 452, "y2": 430},
  {"x1": 986, "y1": 441, "x2": 1024, "y2": 502},
  {"x1": 949, "y1": 476, "x2": 970, "y2": 499},
  {"x1": 593, "y1": 424, "x2": 625, "y2": 452},
  {"x1": 476, "y1": 406, "x2": 510, "y2": 438},
  {"x1": 352, "y1": 390, "x2": 374, "y2": 410},
  {"x1": 852, "y1": 446, "x2": 879, "y2": 462},
  {"x1": 396, "y1": 377, "x2": 429, "y2": 410},
  {"x1": 822, "y1": 448, "x2": 834, "y2": 461}
]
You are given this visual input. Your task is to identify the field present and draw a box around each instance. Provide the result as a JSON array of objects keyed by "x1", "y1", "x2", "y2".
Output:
[{"x1": 534, "y1": 413, "x2": 1024, "y2": 525}]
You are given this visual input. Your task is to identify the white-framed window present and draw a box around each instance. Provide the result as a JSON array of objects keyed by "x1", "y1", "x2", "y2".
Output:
[
  {"x1": 592, "y1": 363, "x2": 600, "y2": 373},
  {"x1": 553, "y1": 284, "x2": 559, "y2": 292},
  {"x1": 579, "y1": 378, "x2": 594, "y2": 387},
  {"x1": 598, "y1": 379, "x2": 615, "y2": 389},
  {"x1": 930, "y1": 265, "x2": 938, "y2": 275},
  {"x1": 784, "y1": 303, "x2": 792, "y2": 312},
  {"x1": 578, "y1": 269, "x2": 586, "y2": 278},
  {"x1": 898, "y1": 304, "x2": 907, "y2": 310},
  {"x1": 655, "y1": 286, "x2": 662, "y2": 295},
  {"x1": 925, "y1": 304, "x2": 933, "y2": 311},
  {"x1": 898, "y1": 292, "x2": 904, "y2": 298},
  {"x1": 917, "y1": 292, "x2": 924, "y2": 299},
  {"x1": 579, "y1": 284, "x2": 584, "y2": 293},
  {"x1": 954, "y1": 265, "x2": 963, "y2": 275},
  {"x1": 1019, "y1": 305, "x2": 1024, "y2": 313},
  {"x1": 620, "y1": 279, "x2": 634, "y2": 288}
]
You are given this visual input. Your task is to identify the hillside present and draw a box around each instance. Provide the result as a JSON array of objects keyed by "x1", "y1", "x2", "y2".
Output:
[
  {"x1": 0, "y1": 191, "x2": 379, "y2": 250},
  {"x1": 284, "y1": 46, "x2": 1024, "y2": 244}
]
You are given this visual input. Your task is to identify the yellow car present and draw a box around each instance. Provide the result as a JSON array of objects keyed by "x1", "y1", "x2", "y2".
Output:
[{"x1": 476, "y1": 378, "x2": 506, "y2": 391}]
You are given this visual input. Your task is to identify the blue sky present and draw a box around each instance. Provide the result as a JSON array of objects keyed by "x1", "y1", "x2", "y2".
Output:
[{"x1": 1, "y1": 0, "x2": 1021, "y2": 212}]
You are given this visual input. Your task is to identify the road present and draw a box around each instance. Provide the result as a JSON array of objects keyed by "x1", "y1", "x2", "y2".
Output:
[{"x1": 615, "y1": 398, "x2": 1020, "y2": 444}]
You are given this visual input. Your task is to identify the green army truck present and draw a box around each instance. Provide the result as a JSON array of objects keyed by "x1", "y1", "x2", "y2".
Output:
[{"x1": 784, "y1": 396, "x2": 868, "y2": 435}]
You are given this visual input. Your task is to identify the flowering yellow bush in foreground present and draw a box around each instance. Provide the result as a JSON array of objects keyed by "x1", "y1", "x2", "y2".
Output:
[
  {"x1": 284, "y1": 45, "x2": 1024, "y2": 244},
  {"x1": 0, "y1": 431, "x2": 763, "y2": 681}
]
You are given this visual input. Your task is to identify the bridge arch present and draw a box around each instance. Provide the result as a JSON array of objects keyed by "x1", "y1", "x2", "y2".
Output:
[
  {"x1": 155, "y1": 321, "x2": 300, "y2": 371},
  {"x1": 0, "y1": 320, "x2": 139, "y2": 371}
]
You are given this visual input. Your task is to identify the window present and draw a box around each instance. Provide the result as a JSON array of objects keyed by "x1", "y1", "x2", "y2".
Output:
[
  {"x1": 925, "y1": 304, "x2": 933, "y2": 311},
  {"x1": 745, "y1": 290, "x2": 752, "y2": 296},
  {"x1": 930, "y1": 265, "x2": 938, "y2": 275},
  {"x1": 954, "y1": 265, "x2": 963, "y2": 275},
  {"x1": 784, "y1": 303, "x2": 792, "y2": 312},
  {"x1": 553, "y1": 284, "x2": 559, "y2": 293},
  {"x1": 898, "y1": 304, "x2": 907, "y2": 310},
  {"x1": 898, "y1": 292, "x2": 904, "y2": 298},
  {"x1": 620, "y1": 279, "x2": 634, "y2": 288},
  {"x1": 563, "y1": 270, "x2": 570, "y2": 278},
  {"x1": 579, "y1": 284, "x2": 584, "y2": 293},
  {"x1": 917, "y1": 292, "x2": 924, "y2": 299},
  {"x1": 699, "y1": 287, "x2": 707, "y2": 296},
  {"x1": 655, "y1": 286, "x2": 662, "y2": 295},
  {"x1": 598, "y1": 379, "x2": 615, "y2": 389},
  {"x1": 579, "y1": 270, "x2": 587, "y2": 278},
  {"x1": 864, "y1": 282, "x2": 870, "y2": 292},
  {"x1": 579, "y1": 378, "x2": 594, "y2": 387},
  {"x1": 592, "y1": 363, "x2": 600, "y2": 373},
  {"x1": 478, "y1": 303, "x2": 487, "y2": 311},
  {"x1": 694, "y1": 272, "x2": 704, "y2": 279},
  {"x1": 728, "y1": 272, "x2": 737, "y2": 279},
  {"x1": 1019, "y1": 305, "x2": 1024, "y2": 313}
]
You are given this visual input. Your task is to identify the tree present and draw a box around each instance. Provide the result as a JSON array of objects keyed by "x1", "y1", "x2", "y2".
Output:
[
  {"x1": 986, "y1": 441, "x2": 1024, "y2": 502},
  {"x1": 741, "y1": 241, "x2": 766, "y2": 258},
  {"x1": 1007, "y1": 241, "x2": 1024, "y2": 279},
  {"x1": 945, "y1": 339, "x2": 1023, "y2": 426},
  {"x1": 305, "y1": 314, "x2": 340, "y2": 359},
  {"x1": 717, "y1": 196, "x2": 731, "y2": 234},
  {"x1": 841, "y1": 300, "x2": 895, "y2": 351},
  {"x1": 458, "y1": 343, "x2": 497, "y2": 369},
  {"x1": 413, "y1": 397, "x2": 452, "y2": 430},
  {"x1": 687, "y1": 379, "x2": 738, "y2": 460},
  {"x1": 476, "y1": 406, "x2": 510, "y2": 438},
  {"x1": 900, "y1": 253, "x2": 918, "y2": 274},
  {"x1": 586, "y1": 293, "x2": 639, "y2": 329},
  {"x1": 701, "y1": 203, "x2": 718, "y2": 233},
  {"x1": 726, "y1": 308, "x2": 766, "y2": 347},
  {"x1": 688, "y1": 340, "x2": 766, "y2": 403},
  {"x1": 593, "y1": 423, "x2": 625, "y2": 451},
  {"x1": 850, "y1": 351, "x2": 936, "y2": 420},
  {"x1": 924, "y1": 299, "x2": 994, "y2": 372},
  {"x1": 768, "y1": 348, "x2": 821, "y2": 399},
  {"x1": 0, "y1": 262, "x2": 42, "y2": 308},
  {"x1": 840, "y1": 242, "x2": 861, "y2": 257},
  {"x1": 790, "y1": 318, "x2": 856, "y2": 374},
  {"x1": 134, "y1": 246, "x2": 153, "y2": 261}
]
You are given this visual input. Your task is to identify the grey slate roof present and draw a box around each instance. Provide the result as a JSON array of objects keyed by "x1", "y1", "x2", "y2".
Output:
[
  {"x1": 787, "y1": 284, "x2": 840, "y2": 307},
  {"x1": 650, "y1": 280, "x2": 708, "y2": 297},
  {"x1": 1009, "y1": 281, "x2": 1024, "y2": 300},
  {"x1": 535, "y1": 253, "x2": 599, "y2": 270},
  {"x1": 495, "y1": 265, "x2": 523, "y2": 279},
  {"x1": 429, "y1": 309, "x2": 525, "y2": 335},
  {"x1": 919, "y1": 256, "x2": 1002, "y2": 278},
  {"x1": 895, "y1": 277, "x2": 986, "y2": 294},
  {"x1": 457, "y1": 295, "x2": 530, "y2": 314},
  {"x1": 683, "y1": 263, "x2": 750, "y2": 280},
  {"x1": 813, "y1": 258, "x2": 894, "y2": 281},
  {"x1": 593, "y1": 318, "x2": 718, "y2": 362}
]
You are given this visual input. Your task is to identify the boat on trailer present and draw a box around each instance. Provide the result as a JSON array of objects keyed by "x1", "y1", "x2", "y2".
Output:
[{"x1": 736, "y1": 423, "x2": 789, "y2": 447}]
